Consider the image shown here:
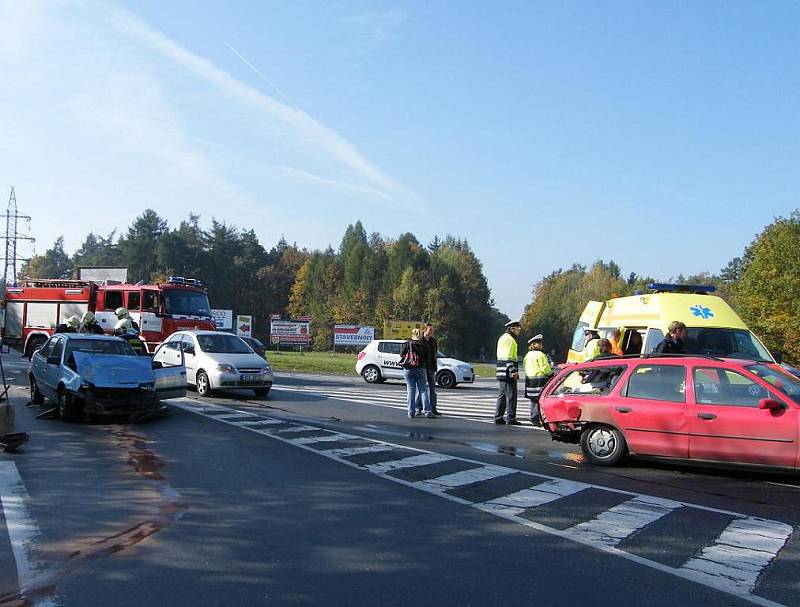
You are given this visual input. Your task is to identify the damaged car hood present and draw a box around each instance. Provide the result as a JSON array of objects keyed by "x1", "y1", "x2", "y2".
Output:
[{"x1": 73, "y1": 352, "x2": 155, "y2": 388}]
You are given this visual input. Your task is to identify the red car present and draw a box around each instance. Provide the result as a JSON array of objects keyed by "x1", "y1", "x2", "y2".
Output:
[{"x1": 540, "y1": 355, "x2": 800, "y2": 469}]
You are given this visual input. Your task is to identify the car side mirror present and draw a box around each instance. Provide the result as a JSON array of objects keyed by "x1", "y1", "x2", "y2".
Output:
[
  {"x1": 46, "y1": 356, "x2": 60, "y2": 365},
  {"x1": 758, "y1": 398, "x2": 784, "y2": 411},
  {"x1": 183, "y1": 345, "x2": 195, "y2": 355}
]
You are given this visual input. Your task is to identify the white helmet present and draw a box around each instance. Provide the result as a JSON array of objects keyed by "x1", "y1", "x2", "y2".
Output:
[
  {"x1": 66, "y1": 315, "x2": 80, "y2": 329},
  {"x1": 82, "y1": 311, "x2": 95, "y2": 324},
  {"x1": 114, "y1": 318, "x2": 133, "y2": 333},
  {"x1": 114, "y1": 307, "x2": 129, "y2": 319}
]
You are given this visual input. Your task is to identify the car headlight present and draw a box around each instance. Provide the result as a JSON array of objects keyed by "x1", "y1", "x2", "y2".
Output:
[
  {"x1": 262, "y1": 366, "x2": 271, "y2": 373},
  {"x1": 217, "y1": 363, "x2": 236, "y2": 373}
]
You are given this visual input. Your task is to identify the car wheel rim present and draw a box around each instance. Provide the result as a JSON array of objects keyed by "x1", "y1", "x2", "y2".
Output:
[
  {"x1": 587, "y1": 428, "x2": 617, "y2": 459},
  {"x1": 198, "y1": 375, "x2": 207, "y2": 393},
  {"x1": 365, "y1": 368, "x2": 377, "y2": 381}
]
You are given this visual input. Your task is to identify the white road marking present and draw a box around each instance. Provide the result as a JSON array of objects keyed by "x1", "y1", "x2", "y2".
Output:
[
  {"x1": 170, "y1": 399, "x2": 795, "y2": 607},
  {"x1": 0, "y1": 461, "x2": 58, "y2": 607},
  {"x1": 365, "y1": 453, "x2": 452, "y2": 474},
  {"x1": 272, "y1": 425, "x2": 324, "y2": 433},
  {"x1": 237, "y1": 419, "x2": 287, "y2": 426},
  {"x1": 681, "y1": 517, "x2": 794, "y2": 592},
  {"x1": 565, "y1": 495, "x2": 682, "y2": 548},
  {"x1": 415, "y1": 465, "x2": 515, "y2": 492},
  {"x1": 289, "y1": 434, "x2": 359, "y2": 445},
  {"x1": 324, "y1": 444, "x2": 396, "y2": 457},
  {"x1": 477, "y1": 478, "x2": 588, "y2": 516}
]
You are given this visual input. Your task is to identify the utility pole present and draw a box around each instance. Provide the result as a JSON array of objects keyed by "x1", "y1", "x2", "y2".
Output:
[{"x1": 1, "y1": 187, "x2": 35, "y2": 287}]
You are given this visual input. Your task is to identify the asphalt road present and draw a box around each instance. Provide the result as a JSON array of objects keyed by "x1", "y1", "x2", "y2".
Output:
[{"x1": 1, "y1": 353, "x2": 799, "y2": 607}]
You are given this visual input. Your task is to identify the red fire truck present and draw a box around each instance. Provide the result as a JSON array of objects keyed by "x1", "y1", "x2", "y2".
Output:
[{"x1": 2, "y1": 276, "x2": 216, "y2": 357}]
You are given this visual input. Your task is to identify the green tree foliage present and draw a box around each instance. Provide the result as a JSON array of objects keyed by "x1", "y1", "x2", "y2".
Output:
[
  {"x1": 729, "y1": 211, "x2": 800, "y2": 364},
  {"x1": 18, "y1": 236, "x2": 72, "y2": 281}
]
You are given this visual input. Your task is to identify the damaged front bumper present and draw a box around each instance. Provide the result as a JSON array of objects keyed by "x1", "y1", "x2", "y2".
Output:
[{"x1": 78, "y1": 387, "x2": 168, "y2": 420}]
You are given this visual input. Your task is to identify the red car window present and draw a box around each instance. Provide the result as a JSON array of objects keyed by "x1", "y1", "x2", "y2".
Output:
[
  {"x1": 693, "y1": 367, "x2": 769, "y2": 407},
  {"x1": 624, "y1": 364, "x2": 686, "y2": 403},
  {"x1": 551, "y1": 365, "x2": 626, "y2": 397}
]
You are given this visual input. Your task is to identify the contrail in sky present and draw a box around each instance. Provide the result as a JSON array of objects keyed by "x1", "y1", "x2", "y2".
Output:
[{"x1": 222, "y1": 41, "x2": 301, "y2": 112}]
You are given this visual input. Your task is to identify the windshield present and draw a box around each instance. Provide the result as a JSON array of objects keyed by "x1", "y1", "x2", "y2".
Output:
[
  {"x1": 65, "y1": 339, "x2": 137, "y2": 358},
  {"x1": 685, "y1": 328, "x2": 771, "y2": 361},
  {"x1": 162, "y1": 289, "x2": 212, "y2": 318},
  {"x1": 196, "y1": 334, "x2": 253, "y2": 354},
  {"x1": 745, "y1": 364, "x2": 800, "y2": 405}
]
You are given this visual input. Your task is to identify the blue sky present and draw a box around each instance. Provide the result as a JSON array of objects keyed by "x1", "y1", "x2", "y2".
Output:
[{"x1": 2, "y1": 1, "x2": 798, "y2": 318}]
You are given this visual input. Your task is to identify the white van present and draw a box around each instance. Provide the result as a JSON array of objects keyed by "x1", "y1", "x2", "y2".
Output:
[{"x1": 355, "y1": 339, "x2": 475, "y2": 388}]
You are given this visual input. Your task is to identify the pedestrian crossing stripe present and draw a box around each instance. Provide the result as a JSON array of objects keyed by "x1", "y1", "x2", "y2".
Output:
[
  {"x1": 274, "y1": 385, "x2": 527, "y2": 425},
  {"x1": 170, "y1": 398, "x2": 794, "y2": 607}
]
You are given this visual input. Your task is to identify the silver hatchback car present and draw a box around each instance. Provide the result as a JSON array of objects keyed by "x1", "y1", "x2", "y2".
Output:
[
  {"x1": 153, "y1": 330, "x2": 273, "y2": 397},
  {"x1": 29, "y1": 333, "x2": 186, "y2": 421}
]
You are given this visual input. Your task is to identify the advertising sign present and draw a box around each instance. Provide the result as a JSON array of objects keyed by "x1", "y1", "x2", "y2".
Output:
[
  {"x1": 77, "y1": 266, "x2": 128, "y2": 283},
  {"x1": 212, "y1": 309, "x2": 233, "y2": 330},
  {"x1": 383, "y1": 320, "x2": 424, "y2": 340},
  {"x1": 270, "y1": 314, "x2": 282, "y2": 321},
  {"x1": 270, "y1": 320, "x2": 310, "y2": 345},
  {"x1": 236, "y1": 315, "x2": 253, "y2": 338},
  {"x1": 334, "y1": 325, "x2": 375, "y2": 346}
]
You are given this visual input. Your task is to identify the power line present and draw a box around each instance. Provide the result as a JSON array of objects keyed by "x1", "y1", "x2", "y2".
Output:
[{"x1": 1, "y1": 187, "x2": 35, "y2": 286}]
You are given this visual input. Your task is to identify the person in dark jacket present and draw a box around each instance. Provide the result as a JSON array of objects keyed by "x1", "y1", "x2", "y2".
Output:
[
  {"x1": 79, "y1": 311, "x2": 104, "y2": 335},
  {"x1": 414, "y1": 323, "x2": 440, "y2": 416},
  {"x1": 54, "y1": 316, "x2": 80, "y2": 334},
  {"x1": 400, "y1": 328, "x2": 432, "y2": 418},
  {"x1": 655, "y1": 321, "x2": 687, "y2": 354}
]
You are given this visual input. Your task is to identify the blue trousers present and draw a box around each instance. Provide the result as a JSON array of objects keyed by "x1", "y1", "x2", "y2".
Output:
[{"x1": 404, "y1": 368, "x2": 431, "y2": 415}]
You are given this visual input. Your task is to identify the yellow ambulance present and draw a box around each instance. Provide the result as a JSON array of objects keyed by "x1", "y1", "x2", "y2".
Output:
[{"x1": 567, "y1": 284, "x2": 774, "y2": 363}]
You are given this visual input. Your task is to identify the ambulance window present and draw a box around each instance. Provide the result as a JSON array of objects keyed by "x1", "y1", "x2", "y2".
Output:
[
  {"x1": 104, "y1": 291, "x2": 123, "y2": 311},
  {"x1": 645, "y1": 329, "x2": 664, "y2": 354},
  {"x1": 142, "y1": 290, "x2": 159, "y2": 312},
  {"x1": 571, "y1": 322, "x2": 589, "y2": 352},
  {"x1": 127, "y1": 291, "x2": 141, "y2": 311}
]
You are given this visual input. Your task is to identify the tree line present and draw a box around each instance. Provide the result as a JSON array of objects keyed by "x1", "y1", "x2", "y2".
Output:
[
  {"x1": 19, "y1": 213, "x2": 508, "y2": 359},
  {"x1": 521, "y1": 211, "x2": 800, "y2": 365}
]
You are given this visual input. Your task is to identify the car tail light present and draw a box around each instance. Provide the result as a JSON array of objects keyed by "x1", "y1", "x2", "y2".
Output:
[{"x1": 357, "y1": 351, "x2": 366, "y2": 360}]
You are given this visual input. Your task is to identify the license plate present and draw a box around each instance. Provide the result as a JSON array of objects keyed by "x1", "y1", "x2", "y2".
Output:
[{"x1": 241, "y1": 374, "x2": 261, "y2": 382}]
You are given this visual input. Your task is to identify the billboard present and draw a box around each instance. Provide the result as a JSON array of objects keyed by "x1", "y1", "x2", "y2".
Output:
[
  {"x1": 334, "y1": 325, "x2": 375, "y2": 346},
  {"x1": 212, "y1": 309, "x2": 233, "y2": 330},
  {"x1": 383, "y1": 320, "x2": 424, "y2": 340},
  {"x1": 236, "y1": 315, "x2": 253, "y2": 338},
  {"x1": 270, "y1": 320, "x2": 310, "y2": 345}
]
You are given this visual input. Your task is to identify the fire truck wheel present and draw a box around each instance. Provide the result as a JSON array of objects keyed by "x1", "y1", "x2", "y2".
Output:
[
  {"x1": 57, "y1": 388, "x2": 81, "y2": 422},
  {"x1": 196, "y1": 371, "x2": 213, "y2": 397},
  {"x1": 25, "y1": 335, "x2": 47, "y2": 359},
  {"x1": 30, "y1": 376, "x2": 45, "y2": 405}
]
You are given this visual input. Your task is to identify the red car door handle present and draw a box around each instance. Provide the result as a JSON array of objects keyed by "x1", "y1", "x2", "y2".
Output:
[
  {"x1": 697, "y1": 413, "x2": 717, "y2": 420},
  {"x1": 615, "y1": 407, "x2": 632, "y2": 413}
]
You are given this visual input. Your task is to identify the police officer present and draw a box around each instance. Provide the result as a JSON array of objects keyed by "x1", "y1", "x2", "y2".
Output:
[
  {"x1": 79, "y1": 311, "x2": 104, "y2": 335},
  {"x1": 115, "y1": 307, "x2": 140, "y2": 333},
  {"x1": 583, "y1": 328, "x2": 601, "y2": 362},
  {"x1": 495, "y1": 320, "x2": 521, "y2": 425},
  {"x1": 523, "y1": 334, "x2": 553, "y2": 427}
]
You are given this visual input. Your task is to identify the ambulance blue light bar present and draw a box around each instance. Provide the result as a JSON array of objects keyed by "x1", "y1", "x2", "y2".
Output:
[
  {"x1": 168, "y1": 276, "x2": 203, "y2": 287},
  {"x1": 647, "y1": 283, "x2": 716, "y2": 294}
]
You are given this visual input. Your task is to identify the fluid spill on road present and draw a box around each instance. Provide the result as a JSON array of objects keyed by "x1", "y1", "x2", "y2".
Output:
[{"x1": 0, "y1": 427, "x2": 187, "y2": 607}]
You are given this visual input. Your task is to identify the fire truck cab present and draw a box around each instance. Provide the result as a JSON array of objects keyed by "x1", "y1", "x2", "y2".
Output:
[{"x1": 2, "y1": 277, "x2": 215, "y2": 357}]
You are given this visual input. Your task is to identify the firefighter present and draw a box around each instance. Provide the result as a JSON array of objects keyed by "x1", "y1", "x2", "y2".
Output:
[
  {"x1": 55, "y1": 316, "x2": 80, "y2": 334},
  {"x1": 523, "y1": 334, "x2": 553, "y2": 427},
  {"x1": 79, "y1": 311, "x2": 104, "y2": 335},
  {"x1": 495, "y1": 320, "x2": 521, "y2": 425},
  {"x1": 115, "y1": 307, "x2": 140, "y2": 333},
  {"x1": 114, "y1": 318, "x2": 146, "y2": 355}
]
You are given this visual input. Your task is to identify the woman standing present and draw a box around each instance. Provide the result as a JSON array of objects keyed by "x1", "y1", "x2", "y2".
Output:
[{"x1": 400, "y1": 328, "x2": 432, "y2": 418}]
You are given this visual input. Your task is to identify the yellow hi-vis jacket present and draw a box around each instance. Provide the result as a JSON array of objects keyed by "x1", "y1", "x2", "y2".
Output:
[
  {"x1": 583, "y1": 338, "x2": 601, "y2": 362},
  {"x1": 523, "y1": 350, "x2": 552, "y2": 379},
  {"x1": 496, "y1": 332, "x2": 518, "y2": 380}
]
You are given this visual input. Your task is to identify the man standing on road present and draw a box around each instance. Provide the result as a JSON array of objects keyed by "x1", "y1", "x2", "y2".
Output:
[
  {"x1": 415, "y1": 323, "x2": 441, "y2": 416},
  {"x1": 523, "y1": 334, "x2": 552, "y2": 427},
  {"x1": 495, "y1": 320, "x2": 521, "y2": 425}
]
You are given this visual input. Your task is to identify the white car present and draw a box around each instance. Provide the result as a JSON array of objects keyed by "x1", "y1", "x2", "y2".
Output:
[
  {"x1": 153, "y1": 330, "x2": 273, "y2": 397},
  {"x1": 355, "y1": 339, "x2": 475, "y2": 388}
]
